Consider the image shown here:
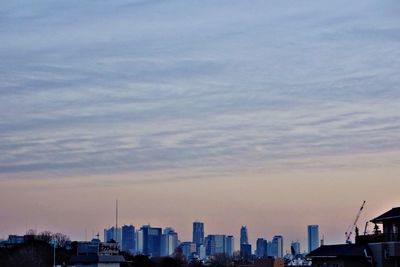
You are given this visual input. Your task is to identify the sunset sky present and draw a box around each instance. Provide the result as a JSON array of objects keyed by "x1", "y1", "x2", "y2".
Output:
[{"x1": 1, "y1": 0, "x2": 400, "y2": 250}]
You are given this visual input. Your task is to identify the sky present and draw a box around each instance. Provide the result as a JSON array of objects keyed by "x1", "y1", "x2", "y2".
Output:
[{"x1": 1, "y1": 0, "x2": 400, "y2": 251}]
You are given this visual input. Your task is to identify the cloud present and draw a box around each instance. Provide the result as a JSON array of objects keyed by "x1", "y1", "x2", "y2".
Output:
[{"x1": 0, "y1": 0, "x2": 400, "y2": 180}]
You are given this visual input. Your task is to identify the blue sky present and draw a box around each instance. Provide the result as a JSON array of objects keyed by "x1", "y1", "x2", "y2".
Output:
[
  {"x1": 1, "y1": 0, "x2": 399, "y2": 179},
  {"x1": 1, "y1": 0, "x2": 400, "y2": 245}
]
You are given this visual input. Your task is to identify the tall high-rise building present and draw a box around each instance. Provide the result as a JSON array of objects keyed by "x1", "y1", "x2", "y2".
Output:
[
  {"x1": 225, "y1": 235, "x2": 234, "y2": 256},
  {"x1": 256, "y1": 238, "x2": 268, "y2": 258},
  {"x1": 137, "y1": 225, "x2": 162, "y2": 257},
  {"x1": 240, "y1": 225, "x2": 249, "y2": 245},
  {"x1": 121, "y1": 225, "x2": 135, "y2": 253},
  {"x1": 307, "y1": 225, "x2": 319, "y2": 252},
  {"x1": 271, "y1": 235, "x2": 283, "y2": 258},
  {"x1": 205, "y1": 235, "x2": 226, "y2": 256},
  {"x1": 240, "y1": 244, "x2": 252, "y2": 259},
  {"x1": 192, "y1": 221, "x2": 204, "y2": 246},
  {"x1": 291, "y1": 240, "x2": 301, "y2": 255},
  {"x1": 104, "y1": 226, "x2": 121, "y2": 244},
  {"x1": 161, "y1": 227, "x2": 178, "y2": 256},
  {"x1": 267, "y1": 241, "x2": 273, "y2": 256}
]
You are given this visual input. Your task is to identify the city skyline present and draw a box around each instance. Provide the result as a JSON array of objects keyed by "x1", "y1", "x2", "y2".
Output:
[
  {"x1": 0, "y1": 212, "x2": 362, "y2": 254},
  {"x1": 1, "y1": 0, "x2": 400, "y2": 256}
]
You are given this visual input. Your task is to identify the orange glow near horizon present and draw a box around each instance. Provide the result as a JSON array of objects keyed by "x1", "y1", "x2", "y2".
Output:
[{"x1": 1, "y1": 150, "x2": 399, "y2": 251}]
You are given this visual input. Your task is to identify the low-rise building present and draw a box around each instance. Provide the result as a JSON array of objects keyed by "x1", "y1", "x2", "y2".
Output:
[{"x1": 70, "y1": 239, "x2": 125, "y2": 267}]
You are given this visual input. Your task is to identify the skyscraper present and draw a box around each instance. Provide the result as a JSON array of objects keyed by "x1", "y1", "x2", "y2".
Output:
[
  {"x1": 240, "y1": 225, "x2": 248, "y2": 245},
  {"x1": 291, "y1": 240, "x2": 301, "y2": 255},
  {"x1": 179, "y1": 242, "x2": 197, "y2": 260},
  {"x1": 104, "y1": 226, "x2": 121, "y2": 244},
  {"x1": 161, "y1": 227, "x2": 178, "y2": 256},
  {"x1": 137, "y1": 225, "x2": 162, "y2": 257},
  {"x1": 240, "y1": 244, "x2": 252, "y2": 259},
  {"x1": 256, "y1": 238, "x2": 268, "y2": 258},
  {"x1": 121, "y1": 225, "x2": 135, "y2": 253},
  {"x1": 307, "y1": 225, "x2": 319, "y2": 252},
  {"x1": 192, "y1": 221, "x2": 204, "y2": 246},
  {"x1": 271, "y1": 235, "x2": 283, "y2": 258},
  {"x1": 205, "y1": 234, "x2": 226, "y2": 256},
  {"x1": 267, "y1": 241, "x2": 273, "y2": 256},
  {"x1": 225, "y1": 235, "x2": 234, "y2": 256}
]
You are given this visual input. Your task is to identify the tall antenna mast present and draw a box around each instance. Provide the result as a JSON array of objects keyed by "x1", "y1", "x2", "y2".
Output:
[{"x1": 115, "y1": 199, "x2": 118, "y2": 243}]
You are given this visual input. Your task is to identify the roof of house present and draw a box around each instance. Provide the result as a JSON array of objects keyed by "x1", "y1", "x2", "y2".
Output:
[
  {"x1": 371, "y1": 207, "x2": 400, "y2": 223},
  {"x1": 307, "y1": 244, "x2": 369, "y2": 258}
]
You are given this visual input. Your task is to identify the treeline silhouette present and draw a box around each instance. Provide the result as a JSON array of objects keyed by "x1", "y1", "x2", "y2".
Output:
[
  {"x1": 0, "y1": 230, "x2": 74, "y2": 267},
  {"x1": 0, "y1": 231, "x2": 235, "y2": 267}
]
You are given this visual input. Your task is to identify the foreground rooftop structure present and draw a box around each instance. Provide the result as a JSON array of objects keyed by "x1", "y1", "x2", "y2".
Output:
[{"x1": 307, "y1": 207, "x2": 400, "y2": 267}]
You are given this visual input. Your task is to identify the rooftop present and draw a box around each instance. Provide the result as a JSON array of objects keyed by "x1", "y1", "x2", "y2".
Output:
[
  {"x1": 371, "y1": 207, "x2": 400, "y2": 223},
  {"x1": 307, "y1": 244, "x2": 369, "y2": 258}
]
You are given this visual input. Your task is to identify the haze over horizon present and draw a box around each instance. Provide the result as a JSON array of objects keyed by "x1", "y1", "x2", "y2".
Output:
[{"x1": 1, "y1": 0, "x2": 400, "y2": 250}]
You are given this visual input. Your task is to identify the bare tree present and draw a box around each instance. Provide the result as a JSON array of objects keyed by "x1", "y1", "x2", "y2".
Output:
[
  {"x1": 25, "y1": 229, "x2": 37, "y2": 236},
  {"x1": 52, "y1": 232, "x2": 70, "y2": 248},
  {"x1": 37, "y1": 231, "x2": 53, "y2": 243}
]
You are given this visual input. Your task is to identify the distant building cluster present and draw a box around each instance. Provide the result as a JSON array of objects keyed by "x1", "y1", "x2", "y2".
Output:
[
  {"x1": 0, "y1": 221, "x2": 320, "y2": 266},
  {"x1": 3, "y1": 206, "x2": 400, "y2": 267},
  {"x1": 101, "y1": 221, "x2": 318, "y2": 264}
]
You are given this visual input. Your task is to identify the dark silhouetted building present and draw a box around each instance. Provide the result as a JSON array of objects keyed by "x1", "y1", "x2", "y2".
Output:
[
  {"x1": 308, "y1": 207, "x2": 400, "y2": 267},
  {"x1": 71, "y1": 238, "x2": 125, "y2": 267},
  {"x1": 307, "y1": 244, "x2": 371, "y2": 267}
]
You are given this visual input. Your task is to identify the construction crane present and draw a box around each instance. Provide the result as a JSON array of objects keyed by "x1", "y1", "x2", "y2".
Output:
[{"x1": 345, "y1": 200, "x2": 366, "y2": 244}]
